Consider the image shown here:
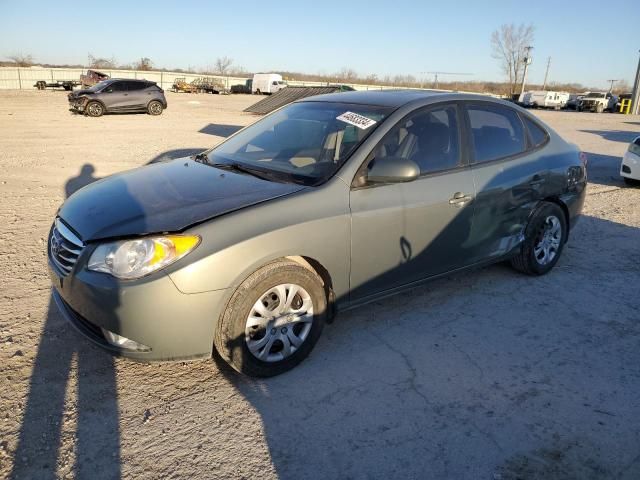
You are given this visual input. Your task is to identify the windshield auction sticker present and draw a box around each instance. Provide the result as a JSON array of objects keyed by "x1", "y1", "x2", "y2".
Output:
[{"x1": 336, "y1": 111, "x2": 377, "y2": 129}]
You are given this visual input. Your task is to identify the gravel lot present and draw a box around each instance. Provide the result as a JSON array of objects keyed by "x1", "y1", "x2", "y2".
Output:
[{"x1": 1, "y1": 90, "x2": 639, "y2": 480}]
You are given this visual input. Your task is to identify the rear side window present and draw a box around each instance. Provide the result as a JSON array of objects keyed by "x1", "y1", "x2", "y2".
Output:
[
  {"x1": 522, "y1": 115, "x2": 548, "y2": 147},
  {"x1": 467, "y1": 104, "x2": 526, "y2": 163},
  {"x1": 126, "y1": 81, "x2": 147, "y2": 91}
]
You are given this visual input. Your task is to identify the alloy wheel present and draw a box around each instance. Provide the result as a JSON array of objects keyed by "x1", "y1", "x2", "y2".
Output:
[{"x1": 534, "y1": 215, "x2": 562, "y2": 265}]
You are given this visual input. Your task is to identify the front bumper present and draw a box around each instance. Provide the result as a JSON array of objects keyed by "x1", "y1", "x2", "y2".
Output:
[
  {"x1": 621, "y1": 151, "x2": 640, "y2": 181},
  {"x1": 49, "y1": 260, "x2": 228, "y2": 361}
]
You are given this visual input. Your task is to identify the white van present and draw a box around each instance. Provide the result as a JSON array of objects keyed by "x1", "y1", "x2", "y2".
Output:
[
  {"x1": 252, "y1": 73, "x2": 287, "y2": 95},
  {"x1": 521, "y1": 91, "x2": 570, "y2": 109}
]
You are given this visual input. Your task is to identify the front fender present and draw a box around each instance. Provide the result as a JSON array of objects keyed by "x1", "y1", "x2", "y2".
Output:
[{"x1": 168, "y1": 179, "x2": 351, "y2": 302}]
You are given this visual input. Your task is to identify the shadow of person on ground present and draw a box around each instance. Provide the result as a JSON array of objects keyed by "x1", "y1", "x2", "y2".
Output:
[
  {"x1": 11, "y1": 168, "x2": 122, "y2": 479},
  {"x1": 64, "y1": 164, "x2": 100, "y2": 198}
]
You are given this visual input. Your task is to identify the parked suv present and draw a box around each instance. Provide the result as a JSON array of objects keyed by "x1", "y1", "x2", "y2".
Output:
[{"x1": 68, "y1": 79, "x2": 167, "y2": 117}]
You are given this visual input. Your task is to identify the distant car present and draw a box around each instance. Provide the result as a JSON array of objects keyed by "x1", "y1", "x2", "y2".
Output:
[
  {"x1": 565, "y1": 94, "x2": 584, "y2": 110},
  {"x1": 49, "y1": 90, "x2": 586, "y2": 377},
  {"x1": 68, "y1": 79, "x2": 167, "y2": 117},
  {"x1": 621, "y1": 136, "x2": 640, "y2": 185}
]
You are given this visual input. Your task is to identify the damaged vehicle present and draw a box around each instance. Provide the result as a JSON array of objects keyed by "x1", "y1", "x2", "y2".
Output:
[
  {"x1": 48, "y1": 90, "x2": 586, "y2": 376},
  {"x1": 68, "y1": 78, "x2": 167, "y2": 117}
]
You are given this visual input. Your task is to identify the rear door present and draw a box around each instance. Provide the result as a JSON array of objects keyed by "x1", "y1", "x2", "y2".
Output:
[
  {"x1": 463, "y1": 102, "x2": 548, "y2": 263},
  {"x1": 349, "y1": 103, "x2": 476, "y2": 301},
  {"x1": 123, "y1": 81, "x2": 149, "y2": 109}
]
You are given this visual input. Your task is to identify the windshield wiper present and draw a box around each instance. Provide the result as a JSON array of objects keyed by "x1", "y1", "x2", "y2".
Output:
[{"x1": 209, "y1": 160, "x2": 275, "y2": 181}]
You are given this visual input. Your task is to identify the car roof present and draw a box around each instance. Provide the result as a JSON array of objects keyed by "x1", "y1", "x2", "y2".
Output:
[{"x1": 299, "y1": 89, "x2": 510, "y2": 108}]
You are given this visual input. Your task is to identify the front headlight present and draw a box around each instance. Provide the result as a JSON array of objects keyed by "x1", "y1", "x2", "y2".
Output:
[{"x1": 88, "y1": 235, "x2": 200, "y2": 279}]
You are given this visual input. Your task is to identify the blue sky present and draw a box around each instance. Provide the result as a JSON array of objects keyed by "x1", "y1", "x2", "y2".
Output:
[{"x1": 1, "y1": 0, "x2": 638, "y2": 89}]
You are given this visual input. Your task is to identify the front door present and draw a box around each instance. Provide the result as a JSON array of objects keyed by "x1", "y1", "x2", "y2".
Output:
[
  {"x1": 101, "y1": 81, "x2": 128, "y2": 110},
  {"x1": 349, "y1": 103, "x2": 476, "y2": 302}
]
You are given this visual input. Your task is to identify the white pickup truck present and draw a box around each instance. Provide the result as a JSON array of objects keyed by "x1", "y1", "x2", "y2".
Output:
[{"x1": 578, "y1": 92, "x2": 617, "y2": 113}]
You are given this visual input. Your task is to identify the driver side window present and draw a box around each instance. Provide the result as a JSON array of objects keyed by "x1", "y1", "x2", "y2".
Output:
[{"x1": 369, "y1": 104, "x2": 461, "y2": 176}]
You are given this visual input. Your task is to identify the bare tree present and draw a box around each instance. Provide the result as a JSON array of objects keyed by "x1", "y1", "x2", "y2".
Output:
[
  {"x1": 214, "y1": 56, "x2": 233, "y2": 75},
  {"x1": 88, "y1": 53, "x2": 117, "y2": 69},
  {"x1": 8, "y1": 53, "x2": 34, "y2": 67},
  {"x1": 337, "y1": 67, "x2": 358, "y2": 82},
  {"x1": 135, "y1": 57, "x2": 153, "y2": 71},
  {"x1": 491, "y1": 23, "x2": 535, "y2": 95}
]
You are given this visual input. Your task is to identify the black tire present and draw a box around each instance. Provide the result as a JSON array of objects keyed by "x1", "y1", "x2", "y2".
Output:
[
  {"x1": 214, "y1": 259, "x2": 326, "y2": 377},
  {"x1": 510, "y1": 202, "x2": 567, "y2": 276},
  {"x1": 85, "y1": 101, "x2": 104, "y2": 117},
  {"x1": 624, "y1": 177, "x2": 640, "y2": 187},
  {"x1": 147, "y1": 100, "x2": 163, "y2": 116}
]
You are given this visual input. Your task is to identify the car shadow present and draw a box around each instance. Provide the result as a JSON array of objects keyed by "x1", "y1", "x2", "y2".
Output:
[
  {"x1": 584, "y1": 152, "x2": 627, "y2": 187},
  {"x1": 213, "y1": 213, "x2": 640, "y2": 479},
  {"x1": 580, "y1": 129, "x2": 638, "y2": 144},
  {"x1": 198, "y1": 124, "x2": 243, "y2": 138}
]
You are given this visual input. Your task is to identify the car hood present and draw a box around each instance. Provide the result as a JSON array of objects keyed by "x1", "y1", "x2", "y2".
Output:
[
  {"x1": 69, "y1": 89, "x2": 92, "y2": 96},
  {"x1": 58, "y1": 158, "x2": 306, "y2": 242}
]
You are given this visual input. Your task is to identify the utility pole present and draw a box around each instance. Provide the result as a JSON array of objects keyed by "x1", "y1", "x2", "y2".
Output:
[
  {"x1": 542, "y1": 57, "x2": 551, "y2": 91},
  {"x1": 520, "y1": 46, "x2": 534, "y2": 96},
  {"x1": 606, "y1": 79, "x2": 619, "y2": 92},
  {"x1": 632, "y1": 49, "x2": 640, "y2": 115}
]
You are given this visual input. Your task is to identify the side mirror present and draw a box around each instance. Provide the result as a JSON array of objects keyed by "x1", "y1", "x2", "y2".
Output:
[{"x1": 367, "y1": 156, "x2": 420, "y2": 184}]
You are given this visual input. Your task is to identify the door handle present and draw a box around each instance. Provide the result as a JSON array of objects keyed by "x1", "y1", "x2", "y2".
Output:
[{"x1": 449, "y1": 192, "x2": 474, "y2": 207}]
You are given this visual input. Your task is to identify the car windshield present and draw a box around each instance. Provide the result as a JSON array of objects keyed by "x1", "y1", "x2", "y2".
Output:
[
  {"x1": 206, "y1": 101, "x2": 392, "y2": 185},
  {"x1": 585, "y1": 92, "x2": 605, "y2": 98},
  {"x1": 87, "y1": 80, "x2": 112, "y2": 92}
]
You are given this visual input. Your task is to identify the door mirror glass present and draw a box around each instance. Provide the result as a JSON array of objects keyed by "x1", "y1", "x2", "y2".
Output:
[{"x1": 367, "y1": 156, "x2": 420, "y2": 184}]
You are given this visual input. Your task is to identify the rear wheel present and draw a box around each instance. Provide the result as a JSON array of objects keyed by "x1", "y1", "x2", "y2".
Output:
[
  {"x1": 214, "y1": 260, "x2": 326, "y2": 377},
  {"x1": 147, "y1": 100, "x2": 163, "y2": 116},
  {"x1": 510, "y1": 202, "x2": 567, "y2": 275},
  {"x1": 85, "y1": 101, "x2": 104, "y2": 117}
]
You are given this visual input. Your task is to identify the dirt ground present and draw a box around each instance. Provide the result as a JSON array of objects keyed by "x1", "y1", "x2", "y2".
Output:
[{"x1": 0, "y1": 90, "x2": 639, "y2": 480}]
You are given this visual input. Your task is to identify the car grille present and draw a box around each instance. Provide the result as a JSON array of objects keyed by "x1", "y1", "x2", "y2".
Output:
[{"x1": 49, "y1": 219, "x2": 84, "y2": 276}]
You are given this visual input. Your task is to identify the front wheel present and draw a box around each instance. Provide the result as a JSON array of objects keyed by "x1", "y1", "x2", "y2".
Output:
[
  {"x1": 214, "y1": 260, "x2": 326, "y2": 377},
  {"x1": 85, "y1": 101, "x2": 104, "y2": 117},
  {"x1": 147, "y1": 100, "x2": 163, "y2": 116},
  {"x1": 510, "y1": 202, "x2": 567, "y2": 275}
]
